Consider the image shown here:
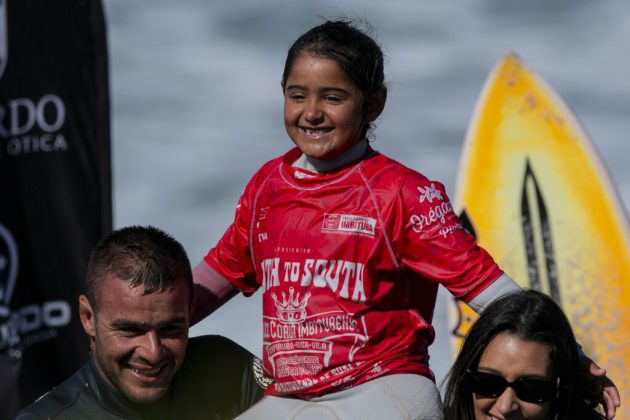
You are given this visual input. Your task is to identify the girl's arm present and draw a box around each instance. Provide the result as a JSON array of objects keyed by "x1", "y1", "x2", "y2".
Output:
[
  {"x1": 467, "y1": 273, "x2": 521, "y2": 313},
  {"x1": 190, "y1": 260, "x2": 239, "y2": 325}
]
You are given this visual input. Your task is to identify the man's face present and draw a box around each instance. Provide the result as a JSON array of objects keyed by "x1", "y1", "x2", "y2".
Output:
[{"x1": 79, "y1": 274, "x2": 190, "y2": 404}]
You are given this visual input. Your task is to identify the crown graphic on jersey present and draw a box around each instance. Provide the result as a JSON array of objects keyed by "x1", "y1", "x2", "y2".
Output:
[{"x1": 271, "y1": 287, "x2": 311, "y2": 324}]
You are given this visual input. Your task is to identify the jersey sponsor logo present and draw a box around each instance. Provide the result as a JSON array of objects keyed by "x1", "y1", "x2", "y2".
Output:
[
  {"x1": 409, "y1": 200, "x2": 454, "y2": 233},
  {"x1": 417, "y1": 183, "x2": 443, "y2": 203},
  {"x1": 411, "y1": 183, "x2": 461, "y2": 235},
  {"x1": 263, "y1": 311, "x2": 370, "y2": 381},
  {"x1": 364, "y1": 360, "x2": 390, "y2": 381},
  {"x1": 322, "y1": 214, "x2": 376, "y2": 238},
  {"x1": 439, "y1": 223, "x2": 463, "y2": 238}
]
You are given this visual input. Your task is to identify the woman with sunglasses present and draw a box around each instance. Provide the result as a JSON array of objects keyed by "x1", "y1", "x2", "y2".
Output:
[{"x1": 442, "y1": 290, "x2": 602, "y2": 419}]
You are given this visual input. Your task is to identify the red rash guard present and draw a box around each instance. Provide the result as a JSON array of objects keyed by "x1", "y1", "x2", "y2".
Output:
[{"x1": 205, "y1": 147, "x2": 503, "y2": 398}]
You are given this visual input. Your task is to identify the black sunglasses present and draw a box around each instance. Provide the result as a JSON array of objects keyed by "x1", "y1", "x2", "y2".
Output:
[{"x1": 466, "y1": 370, "x2": 558, "y2": 403}]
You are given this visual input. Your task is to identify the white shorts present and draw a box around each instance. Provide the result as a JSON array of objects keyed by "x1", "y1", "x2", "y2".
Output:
[{"x1": 236, "y1": 374, "x2": 443, "y2": 420}]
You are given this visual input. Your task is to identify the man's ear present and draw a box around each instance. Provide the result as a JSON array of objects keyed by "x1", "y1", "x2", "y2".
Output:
[
  {"x1": 79, "y1": 295, "x2": 96, "y2": 339},
  {"x1": 366, "y1": 87, "x2": 387, "y2": 122}
]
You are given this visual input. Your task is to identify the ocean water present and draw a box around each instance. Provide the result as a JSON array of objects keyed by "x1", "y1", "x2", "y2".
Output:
[{"x1": 103, "y1": 0, "x2": 630, "y2": 384}]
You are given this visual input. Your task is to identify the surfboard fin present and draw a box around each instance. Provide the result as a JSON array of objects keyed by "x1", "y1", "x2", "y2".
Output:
[{"x1": 520, "y1": 158, "x2": 561, "y2": 303}]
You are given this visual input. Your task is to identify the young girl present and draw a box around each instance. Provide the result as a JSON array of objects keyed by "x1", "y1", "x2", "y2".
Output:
[{"x1": 191, "y1": 19, "x2": 618, "y2": 419}]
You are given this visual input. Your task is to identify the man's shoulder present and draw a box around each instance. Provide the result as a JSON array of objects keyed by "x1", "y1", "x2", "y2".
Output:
[
  {"x1": 183, "y1": 334, "x2": 259, "y2": 377},
  {"x1": 168, "y1": 335, "x2": 267, "y2": 419},
  {"x1": 16, "y1": 365, "x2": 96, "y2": 419},
  {"x1": 184, "y1": 334, "x2": 271, "y2": 388}
]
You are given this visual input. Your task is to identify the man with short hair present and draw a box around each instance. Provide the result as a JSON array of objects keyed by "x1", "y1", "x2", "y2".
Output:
[{"x1": 17, "y1": 226, "x2": 266, "y2": 419}]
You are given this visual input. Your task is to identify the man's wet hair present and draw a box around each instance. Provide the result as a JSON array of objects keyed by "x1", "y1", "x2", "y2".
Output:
[{"x1": 86, "y1": 225, "x2": 192, "y2": 309}]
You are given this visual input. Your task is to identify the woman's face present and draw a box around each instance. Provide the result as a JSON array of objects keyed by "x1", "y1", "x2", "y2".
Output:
[{"x1": 472, "y1": 333, "x2": 555, "y2": 420}]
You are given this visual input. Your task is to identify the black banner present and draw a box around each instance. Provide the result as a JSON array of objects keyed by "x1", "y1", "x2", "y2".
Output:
[{"x1": 0, "y1": 0, "x2": 111, "y2": 417}]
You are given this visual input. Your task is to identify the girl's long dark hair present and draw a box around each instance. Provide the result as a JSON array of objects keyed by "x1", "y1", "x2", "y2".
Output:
[
  {"x1": 282, "y1": 19, "x2": 384, "y2": 100},
  {"x1": 442, "y1": 290, "x2": 596, "y2": 419}
]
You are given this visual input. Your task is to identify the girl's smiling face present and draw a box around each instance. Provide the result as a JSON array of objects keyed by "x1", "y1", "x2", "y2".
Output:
[{"x1": 283, "y1": 52, "x2": 382, "y2": 161}]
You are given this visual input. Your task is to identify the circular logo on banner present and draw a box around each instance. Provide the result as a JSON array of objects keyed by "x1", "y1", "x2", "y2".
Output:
[{"x1": 0, "y1": 223, "x2": 19, "y2": 317}]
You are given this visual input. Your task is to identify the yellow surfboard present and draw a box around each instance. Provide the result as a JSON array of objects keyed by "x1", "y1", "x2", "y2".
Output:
[{"x1": 450, "y1": 52, "x2": 630, "y2": 414}]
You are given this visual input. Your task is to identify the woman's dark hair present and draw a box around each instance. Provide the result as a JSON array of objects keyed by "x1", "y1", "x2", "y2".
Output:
[
  {"x1": 282, "y1": 19, "x2": 386, "y2": 136},
  {"x1": 442, "y1": 290, "x2": 597, "y2": 419}
]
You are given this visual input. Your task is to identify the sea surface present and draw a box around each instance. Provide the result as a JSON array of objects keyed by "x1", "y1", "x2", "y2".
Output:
[{"x1": 103, "y1": 0, "x2": 630, "y2": 384}]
